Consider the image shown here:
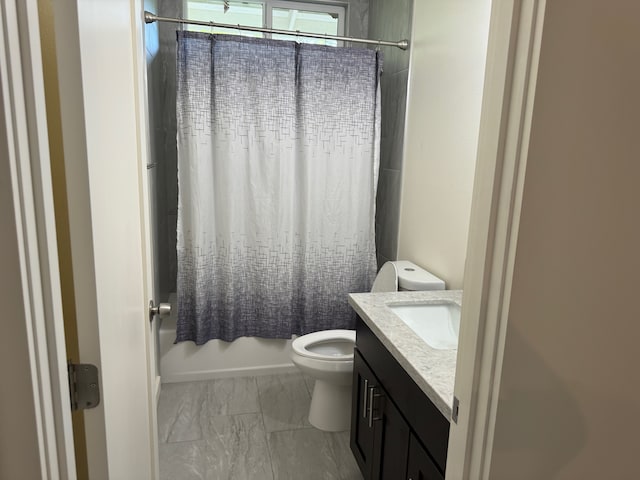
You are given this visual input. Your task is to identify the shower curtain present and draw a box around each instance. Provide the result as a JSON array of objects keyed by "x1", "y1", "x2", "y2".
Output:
[{"x1": 176, "y1": 31, "x2": 381, "y2": 344}]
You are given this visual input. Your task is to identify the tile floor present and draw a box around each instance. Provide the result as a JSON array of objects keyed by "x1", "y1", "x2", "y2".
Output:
[{"x1": 158, "y1": 372, "x2": 364, "y2": 480}]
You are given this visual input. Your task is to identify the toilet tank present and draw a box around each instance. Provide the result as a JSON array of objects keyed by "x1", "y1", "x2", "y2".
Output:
[{"x1": 392, "y1": 260, "x2": 445, "y2": 291}]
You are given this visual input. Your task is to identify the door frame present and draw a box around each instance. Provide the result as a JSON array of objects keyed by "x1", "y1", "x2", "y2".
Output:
[
  {"x1": 447, "y1": 0, "x2": 547, "y2": 478},
  {"x1": 4, "y1": 0, "x2": 159, "y2": 477},
  {"x1": 4, "y1": 0, "x2": 548, "y2": 478},
  {"x1": 0, "y1": 0, "x2": 76, "y2": 478}
]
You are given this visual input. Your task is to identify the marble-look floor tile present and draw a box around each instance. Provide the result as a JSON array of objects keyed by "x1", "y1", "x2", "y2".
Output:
[
  {"x1": 157, "y1": 375, "x2": 365, "y2": 480},
  {"x1": 326, "y1": 431, "x2": 363, "y2": 480},
  {"x1": 268, "y1": 428, "x2": 340, "y2": 480},
  {"x1": 257, "y1": 373, "x2": 312, "y2": 432},
  {"x1": 203, "y1": 413, "x2": 273, "y2": 480},
  {"x1": 159, "y1": 441, "x2": 206, "y2": 480},
  {"x1": 206, "y1": 376, "x2": 260, "y2": 415},
  {"x1": 158, "y1": 382, "x2": 207, "y2": 443}
]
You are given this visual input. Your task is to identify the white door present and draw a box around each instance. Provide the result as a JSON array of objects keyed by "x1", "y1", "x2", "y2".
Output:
[{"x1": 51, "y1": 0, "x2": 159, "y2": 478}]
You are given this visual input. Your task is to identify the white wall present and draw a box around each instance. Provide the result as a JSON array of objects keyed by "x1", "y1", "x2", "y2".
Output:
[
  {"x1": 397, "y1": 0, "x2": 491, "y2": 289},
  {"x1": 489, "y1": 1, "x2": 640, "y2": 478}
]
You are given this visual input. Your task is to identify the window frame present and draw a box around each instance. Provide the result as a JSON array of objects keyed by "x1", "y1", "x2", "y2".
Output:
[
  {"x1": 266, "y1": 1, "x2": 345, "y2": 37},
  {"x1": 183, "y1": 0, "x2": 346, "y2": 42}
]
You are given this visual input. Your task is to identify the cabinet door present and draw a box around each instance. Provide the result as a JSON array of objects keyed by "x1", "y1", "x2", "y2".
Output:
[
  {"x1": 372, "y1": 389, "x2": 410, "y2": 480},
  {"x1": 351, "y1": 349, "x2": 411, "y2": 480},
  {"x1": 351, "y1": 349, "x2": 377, "y2": 478},
  {"x1": 407, "y1": 433, "x2": 444, "y2": 480}
]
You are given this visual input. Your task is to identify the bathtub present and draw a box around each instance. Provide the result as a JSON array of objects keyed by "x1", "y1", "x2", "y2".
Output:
[{"x1": 159, "y1": 294, "x2": 297, "y2": 383}]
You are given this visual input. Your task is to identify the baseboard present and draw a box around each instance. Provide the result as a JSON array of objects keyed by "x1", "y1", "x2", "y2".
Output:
[{"x1": 161, "y1": 363, "x2": 299, "y2": 384}]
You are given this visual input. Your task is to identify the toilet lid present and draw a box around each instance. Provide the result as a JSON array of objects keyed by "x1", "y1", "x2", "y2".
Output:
[
  {"x1": 292, "y1": 330, "x2": 356, "y2": 360},
  {"x1": 371, "y1": 261, "x2": 398, "y2": 293}
]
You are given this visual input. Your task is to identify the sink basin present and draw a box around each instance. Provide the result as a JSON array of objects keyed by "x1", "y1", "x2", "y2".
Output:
[{"x1": 388, "y1": 302, "x2": 461, "y2": 350}]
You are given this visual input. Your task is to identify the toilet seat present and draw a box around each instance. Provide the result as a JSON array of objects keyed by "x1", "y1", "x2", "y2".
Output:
[{"x1": 292, "y1": 330, "x2": 355, "y2": 361}]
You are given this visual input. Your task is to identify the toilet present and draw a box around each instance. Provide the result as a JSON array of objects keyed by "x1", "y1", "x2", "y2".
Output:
[{"x1": 291, "y1": 260, "x2": 445, "y2": 432}]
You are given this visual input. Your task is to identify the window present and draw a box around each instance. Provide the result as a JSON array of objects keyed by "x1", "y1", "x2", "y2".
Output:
[
  {"x1": 185, "y1": 1, "x2": 264, "y2": 38},
  {"x1": 185, "y1": 0, "x2": 345, "y2": 47}
]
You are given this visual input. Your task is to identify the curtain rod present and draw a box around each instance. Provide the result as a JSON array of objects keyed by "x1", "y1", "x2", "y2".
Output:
[{"x1": 144, "y1": 11, "x2": 409, "y2": 50}]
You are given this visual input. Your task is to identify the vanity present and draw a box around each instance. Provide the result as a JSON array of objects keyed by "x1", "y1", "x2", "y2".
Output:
[{"x1": 348, "y1": 290, "x2": 461, "y2": 480}]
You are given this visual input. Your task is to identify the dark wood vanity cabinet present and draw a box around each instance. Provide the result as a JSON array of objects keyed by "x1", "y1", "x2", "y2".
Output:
[
  {"x1": 407, "y1": 433, "x2": 444, "y2": 480},
  {"x1": 350, "y1": 317, "x2": 449, "y2": 480}
]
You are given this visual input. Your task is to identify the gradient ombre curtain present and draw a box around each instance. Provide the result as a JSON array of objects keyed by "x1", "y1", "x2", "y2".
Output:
[{"x1": 176, "y1": 32, "x2": 381, "y2": 344}]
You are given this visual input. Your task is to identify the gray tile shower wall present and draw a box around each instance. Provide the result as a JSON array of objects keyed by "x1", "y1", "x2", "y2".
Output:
[
  {"x1": 152, "y1": 0, "x2": 181, "y2": 299},
  {"x1": 145, "y1": 0, "x2": 163, "y2": 301},
  {"x1": 346, "y1": 0, "x2": 370, "y2": 40},
  {"x1": 375, "y1": 167, "x2": 402, "y2": 266},
  {"x1": 370, "y1": 0, "x2": 413, "y2": 266}
]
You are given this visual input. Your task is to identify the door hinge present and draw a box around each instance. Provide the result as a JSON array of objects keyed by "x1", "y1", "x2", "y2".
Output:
[
  {"x1": 452, "y1": 396, "x2": 460, "y2": 424},
  {"x1": 68, "y1": 363, "x2": 100, "y2": 411}
]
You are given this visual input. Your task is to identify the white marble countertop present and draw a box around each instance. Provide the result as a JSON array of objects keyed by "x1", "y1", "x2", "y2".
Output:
[{"x1": 348, "y1": 290, "x2": 461, "y2": 420}]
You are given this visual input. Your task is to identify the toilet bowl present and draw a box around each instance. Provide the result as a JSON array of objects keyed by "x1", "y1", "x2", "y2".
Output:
[
  {"x1": 291, "y1": 330, "x2": 355, "y2": 432},
  {"x1": 290, "y1": 261, "x2": 445, "y2": 432}
]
